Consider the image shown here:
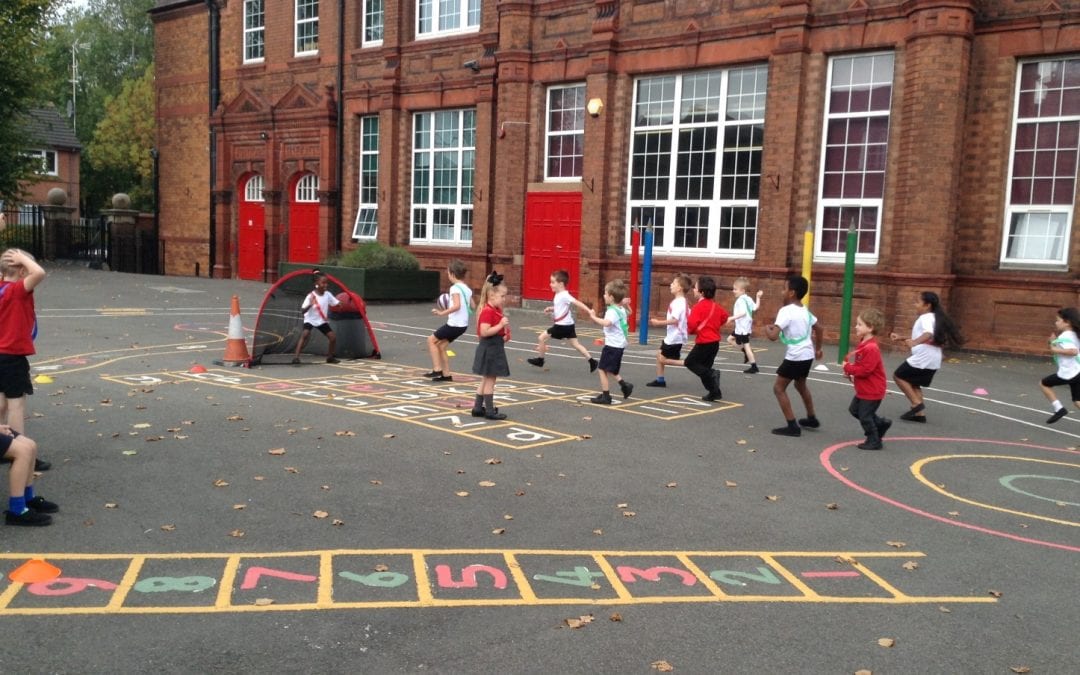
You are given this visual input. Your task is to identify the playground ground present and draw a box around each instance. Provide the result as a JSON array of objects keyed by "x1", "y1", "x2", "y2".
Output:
[{"x1": 0, "y1": 263, "x2": 1076, "y2": 673}]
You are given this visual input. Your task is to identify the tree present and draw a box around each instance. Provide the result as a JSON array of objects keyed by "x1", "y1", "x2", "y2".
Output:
[
  {"x1": 0, "y1": 0, "x2": 59, "y2": 204},
  {"x1": 86, "y1": 64, "x2": 155, "y2": 210}
]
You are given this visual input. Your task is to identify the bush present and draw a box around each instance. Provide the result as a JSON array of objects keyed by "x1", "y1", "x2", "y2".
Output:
[{"x1": 327, "y1": 242, "x2": 419, "y2": 270}]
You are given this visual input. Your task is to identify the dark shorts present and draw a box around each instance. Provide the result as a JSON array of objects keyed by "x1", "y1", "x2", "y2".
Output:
[
  {"x1": 0, "y1": 429, "x2": 21, "y2": 457},
  {"x1": 598, "y1": 345, "x2": 625, "y2": 375},
  {"x1": 732, "y1": 333, "x2": 751, "y2": 346},
  {"x1": 894, "y1": 361, "x2": 936, "y2": 388},
  {"x1": 0, "y1": 355, "x2": 33, "y2": 399},
  {"x1": 434, "y1": 324, "x2": 468, "y2": 342},
  {"x1": 546, "y1": 324, "x2": 578, "y2": 340},
  {"x1": 1041, "y1": 373, "x2": 1080, "y2": 402},
  {"x1": 659, "y1": 342, "x2": 683, "y2": 360},
  {"x1": 303, "y1": 322, "x2": 333, "y2": 336},
  {"x1": 776, "y1": 358, "x2": 813, "y2": 381}
]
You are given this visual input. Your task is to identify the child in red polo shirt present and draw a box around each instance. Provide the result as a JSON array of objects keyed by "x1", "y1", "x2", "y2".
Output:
[
  {"x1": 684, "y1": 276, "x2": 729, "y2": 402},
  {"x1": 843, "y1": 308, "x2": 892, "y2": 450}
]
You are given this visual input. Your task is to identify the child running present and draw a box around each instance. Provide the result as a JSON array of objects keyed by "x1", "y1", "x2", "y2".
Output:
[
  {"x1": 842, "y1": 308, "x2": 892, "y2": 450},
  {"x1": 684, "y1": 276, "x2": 729, "y2": 401},
  {"x1": 584, "y1": 280, "x2": 633, "y2": 404},
  {"x1": 527, "y1": 270, "x2": 598, "y2": 373},
  {"x1": 646, "y1": 274, "x2": 691, "y2": 387},
  {"x1": 764, "y1": 275, "x2": 823, "y2": 436},
  {"x1": 471, "y1": 272, "x2": 511, "y2": 420},
  {"x1": 888, "y1": 291, "x2": 964, "y2": 423},
  {"x1": 425, "y1": 260, "x2": 473, "y2": 382},
  {"x1": 726, "y1": 276, "x2": 764, "y2": 374},
  {"x1": 292, "y1": 273, "x2": 341, "y2": 364},
  {"x1": 1040, "y1": 307, "x2": 1080, "y2": 424}
]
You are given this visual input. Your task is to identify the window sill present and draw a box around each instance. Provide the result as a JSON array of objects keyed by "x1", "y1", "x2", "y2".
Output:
[{"x1": 998, "y1": 262, "x2": 1069, "y2": 273}]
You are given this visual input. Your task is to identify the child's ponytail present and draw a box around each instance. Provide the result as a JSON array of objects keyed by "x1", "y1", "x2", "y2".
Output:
[{"x1": 922, "y1": 291, "x2": 964, "y2": 349}]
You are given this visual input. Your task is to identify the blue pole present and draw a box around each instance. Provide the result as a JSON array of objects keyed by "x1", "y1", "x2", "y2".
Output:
[{"x1": 640, "y1": 226, "x2": 653, "y2": 345}]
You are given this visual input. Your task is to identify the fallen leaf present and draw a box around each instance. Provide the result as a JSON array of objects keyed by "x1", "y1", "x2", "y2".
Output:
[
  {"x1": 938, "y1": 606, "x2": 951, "y2": 613},
  {"x1": 226, "y1": 415, "x2": 244, "y2": 421},
  {"x1": 478, "y1": 480, "x2": 496, "y2": 487},
  {"x1": 855, "y1": 671, "x2": 872, "y2": 675},
  {"x1": 886, "y1": 540, "x2": 906, "y2": 548},
  {"x1": 267, "y1": 448, "x2": 286, "y2": 455},
  {"x1": 622, "y1": 511, "x2": 636, "y2": 518},
  {"x1": 160, "y1": 524, "x2": 176, "y2": 532},
  {"x1": 902, "y1": 561, "x2": 919, "y2": 571},
  {"x1": 736, "y1": 439, "x2": 747, "y2": 445},
  {"x1": 254, "y1": 598, "x2": 274, "y2": 606},
  {"x1": 121, "y1": 450, "x2": 137, "y2": 456},
  {"x1": 253, "y1": 476, "x2": 265, "y2": 481},
  {"x1": 617, "y1": 503, "x2": 629, "y2": 508},
  {"x1": 484, "y1": 457, "x2": 502, "y2": 465},
  {"x1": 564, "y1": 614, "x2": 594, "y2": 629},
  {"x1": 665, "y1": 482, "x2": 678, "y2": 488},
  {"x1": 144, "y1": 435, "x2": 163, "y2": 442},
  {"x1": 455, "y1": 491, "x2": 470, "y2": 497},
  {"x1": 213, "y1": 479, "x2": 229, "y2": 488},
  {"x1": 825, "y1": 503, "x2": 839, "y2": 510},
  {"x1": 651, "y1": 661, "x2": 674, "y2": 672},
  {"x1": 491, "y1": 528, "x2": 506, "y2": 535},
  {"x1": 233, "y1": 504, "x2": 246, "y2": 510},
  {"x1": 593, "y1": 529, "x2": 603, "y2": 535},
  {"x1": 374, "y1": 564, "x2": 389, "y2": 572},
  {"x1": 285, "y1": 467, "x2": 299, "y2": 474},
  {"x1": 988, "y1": 589, "x2": 1003, "y2": 598},
  {"x1": 579, "y1": 434, "x2": 592, "y2": 439},
  {"x1": 877, "y1": 638, "x2": 895, "y2": 648},
  {"x1": 724, "y1": 481, "x2": 737, "y2": 487},
  {"x1": 765, "y1": 495, "x2": 779, "y2": 501},
  {"x1": 369, "y1": 479, "x2": 382, "y2": 485},
  {"x1": 609, "y1": 612, "x2": 622, "y2": 622},
  {"x1": 947, "y1": 511, "x2": 960, "y2": 517},
  {"x1": 334, "y1": 430, "x2": 356, "y2": 436},
  {"x1": 582, "y1": 416, "x2": 592, "y2": 421},
  {"x1": 1010, "y1": 667, "x2": 1031, "y2": 673},
  {"x1": 321, "y1": 485, "x2": 331, "y2": 491},
  {"x1": 229, "y1": 529, "x2": 245, "y2": 538},
  {"x1": 104, "y1": 502, "x2": 117, "y2": 509},
  {"x1": 383, "y1": 433, "x2": 395, "y2": 439},
  {"x1": 132, "y1": 423, "x2": 151, "y2": 429},
  {"x1": 313, "y1": 510, "x2": 329, "y2": 519},
  {"x1": 332, "y1": 519, "x2": 344, "y2": 526},
  {"x1": 515, "y1": 490, "x2": 525, "y2": 496}
]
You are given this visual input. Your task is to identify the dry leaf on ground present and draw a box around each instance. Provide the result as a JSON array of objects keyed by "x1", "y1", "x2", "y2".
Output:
[
  {"x1": 485, "y1": 457, "x2": 502, "y2": 465},
  {"x1": 825, "y1": 503, "x2": 839, "y2": 510},
  {"x1": 160, "y1": 524, "x2": 176, "y2": 532},
  {"x1": 665, "y1": 482, "x2": 678, "y2": 488},
  {"x1": 491, "y1": 528, "x2": 506, "y2": 535},
  {"x1": 478, "y1": 480, "x2": 496, "y2": 487},
  {"x1": 334, "y1": 430, "x2": 355, "y2": 436},
  {"x1": 877, "y1": 638, "x2": 895, "y2": 648},
  {"x1": 725, "y1": 481, "x2": 737, "y2": 487},
  {"x1": 455, "y1": 491, "x2": 470, "y2": 497},
  {"x1": 229, "y1": 529, "x2": 245, "y2": 538},
  {"x1": 564, "y1": 614, "x2": 594, "y2": 629},
  {"x1": 902, "y1": 561, "x2": 919, "y2": 570},
  {"x1": 651, "y1": 661, "x2": 674, "y2": 672},
  {"x1": 1010, "y1": 667, "x2": 1031, "y2": 673},
  {"x1": 254, "y1": 598, "x2": 274, "y2": 606},
  {"x1": 609, "y1": 612, "x2": 622, "y2": 622},
  {"x1": 232, "y1": 504, "x2": 246, "y2": 510},
  {"x1": 313, "y1": 510, "x2": 329, "y2": 519},
  {"x1": 104, "y1": 502, "x2": 117, "y2": 509},
  {"x1": 886, "y1": 540, "x2": 906, "y2": 548},
  {"x1": 267, "y1": 448, "x2": 286, "y2": 455},
  {"x1": 213, "y1": 479, "x2": 229, "y2": 487}
]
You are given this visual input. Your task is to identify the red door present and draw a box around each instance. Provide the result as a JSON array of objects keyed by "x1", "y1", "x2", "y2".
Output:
[
  {"x1": 237, "y1": 174, "x2": 265, "y2": 280},
  {"x1": 288, "y1": 172, "x2": 320, "y2": 263},
  {"x1": 523, "y1": 192, "x2": 583, "y2": 300}
]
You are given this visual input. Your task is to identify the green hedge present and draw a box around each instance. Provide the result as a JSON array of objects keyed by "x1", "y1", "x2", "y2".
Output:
[{"x1": 326, "y1": 242, "x2": 419, "y2": 270}]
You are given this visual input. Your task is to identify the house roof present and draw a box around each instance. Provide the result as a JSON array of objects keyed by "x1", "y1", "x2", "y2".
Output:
[{"x1": 23, "y1": 108, "x2": 82, "y2": 151}]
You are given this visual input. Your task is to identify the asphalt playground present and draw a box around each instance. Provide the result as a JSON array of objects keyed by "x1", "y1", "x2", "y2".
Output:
[{"x1": 0, "y1": 263, "x2": 1076, "y2": 673}]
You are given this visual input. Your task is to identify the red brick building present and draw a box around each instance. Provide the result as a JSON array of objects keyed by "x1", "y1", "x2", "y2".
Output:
[
  {"x1": 5, "y1": 107, "x2": 82, "y2": 219},
  {"x1": 151, "y1": 0, "x2": 1080, "y2": 354}
]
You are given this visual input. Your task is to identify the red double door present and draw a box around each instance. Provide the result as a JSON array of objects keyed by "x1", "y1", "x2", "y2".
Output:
[{"x1": 522, "y1": 192, "x2": 583, "y2": 300}]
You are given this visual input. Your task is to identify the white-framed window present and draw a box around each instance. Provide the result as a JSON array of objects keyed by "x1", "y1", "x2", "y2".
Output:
[
  {"x1": 28, "y1": 149, "x2": 58, "y2": 176},
  {"x1": 243, "y1": 0, "x2": 265, "y2": 63},
  {"x1": 815, "y1": 52, "x2": 894, "y2": 263},
  {"x1": 1002, "y1": 57, "x2": 1080, "y2": 267},
  {"x1": 295, "y1": 0, "x2": 319, "y2": 56},
  {"x1": 244, "y1": 174, "x2": 265, "y2": 201},
  {"x1": 353, "y1": 116, "x2": 379, "y2": 239},
  {"x1": 545, "y1": 84, "x2": 585, "y2": 181},
  {"x1": 416, "y1": 0, "x2": 480, "y2": 40},
  {"x1": 295, "y1": 173, "x2": 319, "y2": 202},
  {"x1": 411, "y1": 109, "x2": 475, "y2": 244},
  {"x1": 363, "y1": 0, "x2": 384, "y2": 46},
  {"x1": 626, "y1": 65, "x2": 767, "y2": 256}
]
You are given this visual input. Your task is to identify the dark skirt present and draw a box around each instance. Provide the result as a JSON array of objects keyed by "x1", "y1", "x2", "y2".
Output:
[{"x1": 472, "y1": 335, "x2": 510, "y2": 377}]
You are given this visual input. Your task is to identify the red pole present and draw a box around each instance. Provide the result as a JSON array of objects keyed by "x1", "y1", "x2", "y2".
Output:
[{"x1": 628, "y1": 225, "x2": 640, "y2": 332}]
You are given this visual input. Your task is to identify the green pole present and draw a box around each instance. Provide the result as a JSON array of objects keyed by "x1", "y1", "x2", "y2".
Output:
[{"x1": 836, "y1": 220, "x2": 857, "y2": 364}]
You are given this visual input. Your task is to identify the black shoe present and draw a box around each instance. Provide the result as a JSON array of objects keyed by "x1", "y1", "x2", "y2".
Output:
[
  {"x1": 432, "y1": 375, "x2": 453, "y2": 382},
  {"x1": 744, "y1": 364, "x2": 759, "y2": 374},
  {"x1": 899, "y1": 403, "x2": 925, "y2": 421},
  {"x1": 588, "y1": 358, "x2": 599, "y2": 373},
  {"x1": 5, "y1": 509, "x2": 51, "y2": 526},
  {"x1": 858, "y1": 440, "x2": 884, "y2": 450},
  {"x1": 326, "y1": 357, "x2": 340, "y2": 364},
  {"x1": 470, "y1": 407, "x2": 486, "y2": 418},
  {"x1": 485, "y1": 410, "x2": 507, "y2": 420},
  {"x1": 646, "y1": 379, "x2": 666, "y2": 387},
  {"x1": 422, "y1": 370, "x2": 442, "y2": 378},
  {"x1": 590, "y1": 392, "x2": 613, "y2": 405},
  {"x1": 27, "y1": 496, "x2": 58, "y2": 513},
  {"x1": 34, "y1": 458, "x2": 51, "y2": 472},
  {"x1": 798, "y1": 416, "x2": 820, "y2": 429},
  {"x1": 619, "y1": 381, "x2": 634, "y2": 400},
  {"x1": 527, "y1": 357, "x2": 545, "y2": 368},
  {"x1": 702, "y1": 391, "x2": 722, "y2": 402},
  {"x1": 1047, "y1": 409, "x2": 1068, "y2": 424},
  {"x1": 877, "y1": 418, "x2": 893, "y2": 439},
  {"x1": 771, "y1": 425, "x2": 801, "y2": 437}
]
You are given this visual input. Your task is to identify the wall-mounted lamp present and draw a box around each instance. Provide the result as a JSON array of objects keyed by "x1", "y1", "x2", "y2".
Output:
[
  {"x1": 260, "y1": 132, "x2": 270, "y2": 141},
  {"x1": 586, "y1": 98, "x2": 604, "y2": 118},
  {"x1": 463, "y1": 59, "x2": 480, "y2": 73}
]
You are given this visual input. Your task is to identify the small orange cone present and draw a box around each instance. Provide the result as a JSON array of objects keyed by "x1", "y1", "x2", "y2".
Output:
[
  {"x1": 9, "y1": 558, "x2": 62, "y2": 583},
  {"x1": 215, "y1": 295, "x2": 251, "y2": 366},
  {"x1": 189, "y1": 364, "x2": 207, "y2": 373}
]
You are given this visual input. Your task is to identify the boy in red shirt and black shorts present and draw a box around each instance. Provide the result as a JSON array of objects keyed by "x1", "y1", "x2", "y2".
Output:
[
  {"x1": 684, "y1": 276, "x2": 729, "y2": 401},
  {"x1": 842, "y1": 308, "x2": 892, "y2": 450}
]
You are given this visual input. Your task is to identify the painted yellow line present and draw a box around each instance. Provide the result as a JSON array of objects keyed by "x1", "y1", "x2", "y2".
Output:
[
  {"x1": 592, "y1": 554, "x2": 633, "y2": 601},
  {"x1": 106, "y1": 555, "x2": 145, "y2": 610},
  {"x1": 504, "y1": 552, "x2": 537, "y2": 602},
  {"x1": 676, "y1": 553, "x2": 728, "y2": 599},
  {"x1": 0, "y1": 580, "x2": 22, "y2": 610},
  {"x1": 318, "y1": 552, "x2": 334, "y2": 606},
  {"x1": 412, "y1": 551, "x2": 434, "y2": 604},
  {"x1": 216, "y1": 555, "x2": 241, "y2": 608},
  {"x1": 911, "y1": 455, "x2": 1080, "y2": 527},
  {"x1": 759, "y1": 554, "x2": 820, "y2": 599},
  {"x1": 848, "y1": 557, "x2": 911, "y2": 600}
]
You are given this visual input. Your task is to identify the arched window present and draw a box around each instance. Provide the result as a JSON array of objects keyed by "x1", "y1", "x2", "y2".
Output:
[
  {"x1": 295, "y1": 174, "x2": 319, "y2": 202},
  {"x1": 244, "y1": 175, "x2": 265, "y2": 202}
]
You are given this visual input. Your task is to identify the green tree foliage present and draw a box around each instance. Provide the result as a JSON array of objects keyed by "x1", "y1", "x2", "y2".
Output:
[
  {"x1": 86, "y1": 64, "x2": 154, "y2": 209},
  {"x1": 0, "y1": 0, "x2": 57, "y2": 204}
]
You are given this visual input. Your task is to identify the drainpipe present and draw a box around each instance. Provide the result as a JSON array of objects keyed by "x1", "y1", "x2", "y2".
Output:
[
  {"x1": 207, "y1": 0, "x2": 221, "y2": 275},
  {"x1": 334, "y1": 0, "x2": 345, "y2": 254}
]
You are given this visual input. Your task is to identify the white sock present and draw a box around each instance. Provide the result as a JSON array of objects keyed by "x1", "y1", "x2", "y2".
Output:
[{"x1": 1052, "y1": 400, "x2": 1064, "y2": 412}]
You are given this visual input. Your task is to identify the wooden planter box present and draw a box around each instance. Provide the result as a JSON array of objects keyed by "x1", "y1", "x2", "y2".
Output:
[{"x1": 278, "y1": 262, "x2": 440, "y2": 302}]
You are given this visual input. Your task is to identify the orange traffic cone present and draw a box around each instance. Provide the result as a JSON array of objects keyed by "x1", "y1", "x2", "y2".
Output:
[
  {"x1": 9, "y1": 558, "x2": 61, "y2": 583},
  {"x1": 215, "y1": 295, "x2": 251, "y2": 367}
]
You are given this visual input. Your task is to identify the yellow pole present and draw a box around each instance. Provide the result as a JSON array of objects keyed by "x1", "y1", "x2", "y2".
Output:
[{"x1": 801, "y1": 220, "x2": 814, "y2": 306}]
